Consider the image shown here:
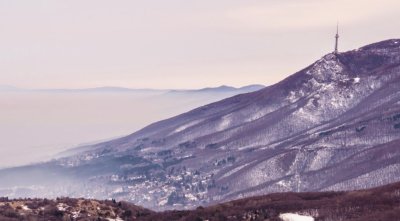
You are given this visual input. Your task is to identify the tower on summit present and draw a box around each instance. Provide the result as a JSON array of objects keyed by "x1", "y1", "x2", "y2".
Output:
[{"x1": 334, "y1": 23, "x2": 339, "y2": 54}]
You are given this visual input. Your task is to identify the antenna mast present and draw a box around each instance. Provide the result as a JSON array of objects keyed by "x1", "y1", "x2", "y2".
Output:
[{"x1": 334, "y1": 23, "x2": 339, "y2": 54}]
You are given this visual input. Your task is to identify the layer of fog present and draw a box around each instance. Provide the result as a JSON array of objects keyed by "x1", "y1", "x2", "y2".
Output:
[{"x1": 0, "y1": 90, "x2": 247, "y2": 168}]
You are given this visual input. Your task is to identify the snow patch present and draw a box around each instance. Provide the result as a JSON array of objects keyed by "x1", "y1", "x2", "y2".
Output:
[
  {"x1": 279, "y1": 213, "x2": 314, "y2": 221},
  {"x1": 185, "y1": 193, "x2": 198, "y2": 201},
  {"x1": 354, "y1": 77, "x2": 360, "y2": 83},
  {"x1": 217, "y1": 114, "x2": 232, "y2": 131},
  {"x1": 173, "y1": 120, "x2": 202, "y2": 133},
  {"x1": 107, "y1": 217, "x2": 124, "y2": 221},
  {"x1": 112, "y1": 187, "x2": 124, "y2": 194},
  {"x1": 57, "y1": 203, "x2": 68, "y2": 211},
  {"x1": 72, "y1": 211, "x2": 80, "y2": 219},
  {"x1": 220, "y1": 162, "x2": 252, "y2": 179},
  {"x1": 21, "y1": 205, "x2": 31, "y2": 211},
  {"x1": 277, "y1": 180, "x2": 290, "y2": 188},
  {"x1": 158, "y1": 199, "x2": 168, "y2": 206}
]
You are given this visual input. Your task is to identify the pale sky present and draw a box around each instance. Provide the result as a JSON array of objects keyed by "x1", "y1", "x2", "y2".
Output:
[{"x1": 1, "y1": 0, "x2": 400, "y2": 89}]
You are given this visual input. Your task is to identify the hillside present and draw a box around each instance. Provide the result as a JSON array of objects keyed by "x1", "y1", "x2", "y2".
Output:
[{"x1": 0, "y1": 39, "x2": 400, "y2": 210}]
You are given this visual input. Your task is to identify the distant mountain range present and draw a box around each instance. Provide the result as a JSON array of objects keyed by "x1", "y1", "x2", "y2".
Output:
[
  {"x1": 0, "y1": 85, "x2": 265, "y2": 94},
  {"x1": 1, "y1": 39, "x2": 400, "y2": 211},
  {"x1": 167, "y1": 85, "x2": 265, "y2": 94}
]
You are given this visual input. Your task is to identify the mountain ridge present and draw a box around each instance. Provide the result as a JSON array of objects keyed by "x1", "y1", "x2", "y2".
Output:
[
  {"x1": 0, "y1": 85, "x2": 265, "y2": 94},
  {"x1": 1, "y1": 39, "x2": 400, "y2": 210},
  {"x1": 99, "y1": 39, "x2": 400, "y2": 151}
]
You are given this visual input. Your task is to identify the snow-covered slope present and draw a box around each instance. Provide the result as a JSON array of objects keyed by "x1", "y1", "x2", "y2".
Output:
[{"x1": 1, "y1": 39, "x2": 400, "y2": 210}]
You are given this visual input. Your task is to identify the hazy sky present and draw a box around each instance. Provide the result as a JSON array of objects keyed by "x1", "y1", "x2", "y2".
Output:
[{"x1": 1, "y1": 0, "x2": 400, "y2": 89}]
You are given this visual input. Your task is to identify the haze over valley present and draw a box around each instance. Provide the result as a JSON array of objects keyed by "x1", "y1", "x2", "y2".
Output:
[{"x1": 0, "y1": 85, "x2": 263, "y2": 168}]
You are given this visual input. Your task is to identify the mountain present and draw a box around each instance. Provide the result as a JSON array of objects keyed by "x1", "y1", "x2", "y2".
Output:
[
  {"x1": 0, "y1": 85, "x2": 264, "y2": 94},
  {"x1": 1, "y1": 39, "x2": 400, "y2": 210},
  {"x1": 35, "y1": 86, "x2": 167, "y2": 94},
  {"x1": 168, "y1": 85, "x2": 265, "y2": 94},
  {"x1": 0, "y1": 85, "x2": 165, "y2": 94},
  {"x1": 1, "y1": 181, "x2": 399, "y2": 220}
]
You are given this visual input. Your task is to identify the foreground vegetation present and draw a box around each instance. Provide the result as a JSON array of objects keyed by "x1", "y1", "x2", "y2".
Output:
[{"x1": 1, "y1": 181, "x2": 400, "y2": 220}]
